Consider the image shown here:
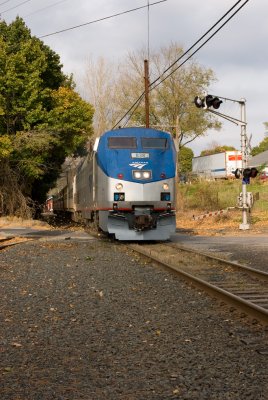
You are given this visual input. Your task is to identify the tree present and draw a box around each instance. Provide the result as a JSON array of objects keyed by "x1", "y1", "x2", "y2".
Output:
[
  {"x1": 178, "y1": 146, "x2": 194, "y2": 174},
  {"x1": 0, "y1": 17, "x2": 94, "y2": 215},
  {"x1": 147, "y1": 43, "x2": 221, "y2": 148},
  {"x1": 251, "y1": 124, "x2": 268, "y2": 156},
  {"x1": 200, "y1": 144, "x2": 236, "y2": 156},
  {"x1": 84, "y1": 56, "x2": 115, "y2": 137},
  {"x1": 40, "y1": 87, "x2": 93, "y2": 155},
  {"x1": 83, "y1": 43, "x2": 221, "y2": 146}
]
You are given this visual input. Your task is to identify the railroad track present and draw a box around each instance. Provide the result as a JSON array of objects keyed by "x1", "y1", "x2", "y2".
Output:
[
  {"x1": 128, "y1": 242, "x2": 268, "y2": 325},
  {"x1": 2, "y1": 230, "x2": 268, "y2": 325},
  {"x1": 0, "y1": 237, "x2": 33, "y2": 250}
]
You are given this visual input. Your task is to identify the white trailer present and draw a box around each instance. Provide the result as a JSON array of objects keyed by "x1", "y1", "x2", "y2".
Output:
[{"x1": 192, "y1": 151, "x2": 242, "y2": 179}]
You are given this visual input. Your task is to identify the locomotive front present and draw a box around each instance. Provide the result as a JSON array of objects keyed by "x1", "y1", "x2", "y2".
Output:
[{"x1": 95, "y1": 127, "x2": 177, "y2": 240}]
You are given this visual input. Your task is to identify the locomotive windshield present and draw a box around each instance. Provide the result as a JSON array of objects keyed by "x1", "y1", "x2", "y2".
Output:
[
  {"x1": 141, "y1": 138, "x2": 168, "y2": 149},
  {"x1": 108, "y1": 137, "x2": 137, "y2": 149}
]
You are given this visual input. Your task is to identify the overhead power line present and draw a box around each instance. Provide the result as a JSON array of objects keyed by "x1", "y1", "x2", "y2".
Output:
[
  {"x1": 150, "y1": 0, "x2": 249, "y2": 91},
  {"x1": 113, "y1": 0, "x2": 250, "y2": 129},
  {"x1": 0, "y1": 0, "x2": 14, "y2": 6},
  {"x1": 23, "y1": 0, "x2": 70, "y2": 18},
  {"x1": 0, "y1": 0, "x2": 34, "y2": 14},
  {"x1": 123, "y1": 0, "x2": 249, "y2": 127},
  {"x1": 38, "y1": 0, "x2": 167, "y2": 39}
]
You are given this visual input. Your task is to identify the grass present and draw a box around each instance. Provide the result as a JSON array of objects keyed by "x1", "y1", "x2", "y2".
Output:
[
  {"x1": 0, "y1": 216, "x2": 50, "y2": 229},
  {"x1": 177, "y1": 179, "x2": 268, "y2": 212},
  {"x1": 176, "y1": 178, "x2": 268, "y2": 232}
]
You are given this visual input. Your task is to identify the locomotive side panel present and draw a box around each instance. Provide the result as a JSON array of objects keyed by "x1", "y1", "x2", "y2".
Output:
[{"x1": 74, "y1": 155, "x2": 94, "y2": 220}]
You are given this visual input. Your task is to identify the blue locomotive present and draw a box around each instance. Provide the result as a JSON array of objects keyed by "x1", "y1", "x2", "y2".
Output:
[{"x1": 53, "y1": 127, "x2": 177, "y2": 240}]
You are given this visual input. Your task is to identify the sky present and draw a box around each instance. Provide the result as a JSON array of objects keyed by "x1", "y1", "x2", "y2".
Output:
[{"x1": 1, "y1": 0, "x2": 267, "y2": 156}]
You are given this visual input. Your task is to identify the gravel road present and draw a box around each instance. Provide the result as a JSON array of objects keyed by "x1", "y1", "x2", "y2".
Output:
[{"x1": 1, "y1": 237, "x2": 268, "y2": 399}]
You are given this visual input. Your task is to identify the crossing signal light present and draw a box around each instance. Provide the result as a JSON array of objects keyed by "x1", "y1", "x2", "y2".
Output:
[
  {"x1": 243, "y1": 167, "x2": 258, "y2": 178},
  {"x1": 194, "y1": 94, "x2": 223, "y2": 110},
  {"x1": 249, "y1": 167, "x2": 258, "y2": 178},
  {"x1": 194, "y1": 96, "x2": 204, "y2": 108},
  {"x1": 205, "y1": 95, "x2": 222, "y2": 109},
  {"x1": 234, "y1": 168, "x2": 241, "y2": 179},
  {"x1": 234, "y1": 167, "x2": 258, "y2": 182}
]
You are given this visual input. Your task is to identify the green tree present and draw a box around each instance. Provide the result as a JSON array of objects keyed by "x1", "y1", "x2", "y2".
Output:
[
  {"x1": 0, "y1": 17, "x2": 94, "y2": 215},
  {"x1": 178, "y1": 146, "x2": 194, "y2": 173},
  {"x1": 200, "y1": 145, "x2": 236, "y2": 156},
  {"x1": 84, "y1": 43, "x2": 221, "y2": 147},
  {"x1": 251, "y1": 124, "x2": 268, "y2": 155},
  {"x1": 149, "y1": 44, "x2": 221, "y2": 149}
]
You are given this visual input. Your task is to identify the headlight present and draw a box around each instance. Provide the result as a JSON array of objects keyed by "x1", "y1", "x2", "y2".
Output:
[
  {"x1": 162, "y1": 183, "x2": 169, "y2": 190},
  {"x1": 133, "y1": 170, "x2": 152, "y2": 180},
  {"x1": 133, "y1": 171, "x2": 142, "y2": 179},
  {"x1": 115, "y1": 183, "x2": 123, "y2": 190},
  {"x1": 143, "y1": 171, "x2": 151, "y2": 179}
]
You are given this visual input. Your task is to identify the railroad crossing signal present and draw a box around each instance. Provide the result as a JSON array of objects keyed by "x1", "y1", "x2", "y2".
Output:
[
  {"x1": 194, "y1": 94, "x2": 253, "y2": 230},
  {"x1": 237, "y1": 191, "x2": 254, "y2": 209},
  {"x1": 194, "y1": 94, "x2": 223, "y2": 110},
  {"x1": 242, "y1": 167, "x2": 258, "y2": 184},
  {"x1": 234, "y1": 167, "x2": 258, "y2": 183},
  {"x1": 194, "y1": 96, "x2": 204, "y2": 108}
]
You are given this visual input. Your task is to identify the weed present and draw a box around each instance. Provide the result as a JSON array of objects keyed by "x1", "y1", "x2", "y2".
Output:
[{"x1": 178, "y1": 180, "x2": 268, "y2": 213}]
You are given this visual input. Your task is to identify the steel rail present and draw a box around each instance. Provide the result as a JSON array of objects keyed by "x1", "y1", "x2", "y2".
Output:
[
  {"x1": 0, "y1": 237, "x2": 34, "y2": 250},
  {"x1": 166, "y1": 243, "x2": 268, "y2": 282},
  {"x1": 128, "y1": 244, "x2": 268, "y2": 326}
]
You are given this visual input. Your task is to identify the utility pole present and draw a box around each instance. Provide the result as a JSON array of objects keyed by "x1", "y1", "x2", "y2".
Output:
[
  {"x1": 174, "y1": 115, "x2": 180, "y2": 210},
  {"x1": 175, "y1": 114, "x2": 180, "y2": 174},
  {"x1": 144, "y1": 59, "x2": 150, "y2": 128},
  {"x1": 239, "y1": 98, "x2": 250, "y2": 230}
]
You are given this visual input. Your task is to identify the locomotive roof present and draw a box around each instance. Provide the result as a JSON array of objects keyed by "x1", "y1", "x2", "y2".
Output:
[
  {"x1": 101, "y1": 127, "x2": 172, "y2": 138},
  {"x1": 95, "y1": 126, "x2": 176, "y2": 183}
]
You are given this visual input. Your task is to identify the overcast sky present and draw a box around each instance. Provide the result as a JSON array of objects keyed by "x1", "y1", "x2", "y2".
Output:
[{"x1": 1, "y1": 0, "x2": 267, "y2": 155}]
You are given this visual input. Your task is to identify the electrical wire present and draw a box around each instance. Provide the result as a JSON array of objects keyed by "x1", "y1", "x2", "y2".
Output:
[
  {"x1": 149, "y1": 0, "x2": 245, "y2": 89},
  {"x1": 0, "y1": 0, "x2": 34, "y2": 14},
  {"x1": 112, "y1": 92, "x2": 146, "y2": 130},
  {"x1": 112, "y1": 0, "x2": 249, "y2": 129},
  {"x1": 114, "y1": 0, "x2": 245, "y2": 128},
  {"x1": 23, "y1": 0, "x2": 70, "y2": 18},
  {"x1": 150, "y1": 0, "x2": 249, "y2": 91},
  {"x1": 38, "y1": 0, "x2": 167, "y2": 39},
  {"x1": 0, "y1": 0, "x2": 14, "y2": 6}
]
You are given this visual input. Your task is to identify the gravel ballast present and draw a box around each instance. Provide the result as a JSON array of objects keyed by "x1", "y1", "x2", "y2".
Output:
[{"x1": 1, "y1": 237, "x2": 268, "y2": 399}]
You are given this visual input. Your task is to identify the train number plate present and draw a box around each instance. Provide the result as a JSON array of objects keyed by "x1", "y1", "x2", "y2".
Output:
[{"x1": 131, "y1": 153, "x2": 149, "y2": 159}]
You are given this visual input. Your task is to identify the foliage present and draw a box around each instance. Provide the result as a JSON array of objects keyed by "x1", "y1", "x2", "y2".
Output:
[
  {"x1": 84, "y1": 43, "x2": 221, "y2": 147},
  {"x1": 84, "y1": 56, "x2": 115, "y2": 137},
  {"x1": 0, "y1": 161, "x2": 33, "y2": 218},
  {"x1": 12, "y1": 131, "x2": 59, "y2": 180},
  {"x1": 200, "y1": 145, "x2": 236, "y2": 156},
  {"x1": 178, "y1": 146, "x2": 194, "y2": 173},
  {"x1": 251, "y1": 127, "x2": 268, "y2": 156},
  {"x1": 0, "y1": 17, "x2": 94, "y2": 215},
  {"x1": 178, "y1": 179, "x2": 268, "y2": 212},
  {"x1": 0, "y1": 135, "x2": 12, "y2": 159},
  {"x1": 39, "y1": 87, "x2": 94, "y2": 155},
  {"x1": 147, "y1": 44, "x2": 221, "y2": 148}
]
